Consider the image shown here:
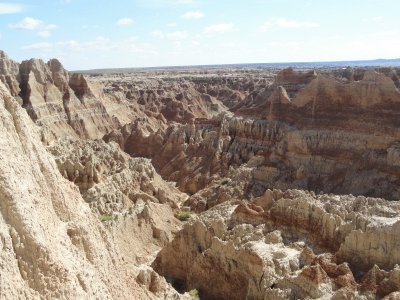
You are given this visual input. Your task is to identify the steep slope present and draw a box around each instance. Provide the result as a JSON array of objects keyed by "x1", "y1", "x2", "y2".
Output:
[
  {"x1": 18, "y1": 58, "x2": 120, "y2": 141},
  {"x1": 0, "y1": 50, "x2": 20, "y2": 97},
  {"x1": 48, "y1": 139, "x2": 187, "y2": 267},
  {"x1": 0, "y1": 81, "x2": 151, "y2": 298}
]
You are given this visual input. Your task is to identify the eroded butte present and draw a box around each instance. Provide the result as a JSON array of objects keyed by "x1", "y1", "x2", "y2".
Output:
[{"x1": 1, "y1": 49, "x2": 400, "y2": 299}]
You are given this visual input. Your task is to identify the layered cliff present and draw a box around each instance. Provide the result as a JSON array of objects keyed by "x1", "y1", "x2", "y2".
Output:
[
  {"x1": 106, "y1": 68, "x2": 400, "y2": 202},
  {"x1": 0, "y1": 50, "x2": 20, "y2": 97},
  {"x1": 0, "y1": 52, "x2": 152, "y2": 142}
]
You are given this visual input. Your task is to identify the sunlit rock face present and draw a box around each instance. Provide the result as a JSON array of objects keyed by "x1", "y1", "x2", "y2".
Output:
[{"x1": 0, "y1": 81, "x2": 153, "y2": 299}]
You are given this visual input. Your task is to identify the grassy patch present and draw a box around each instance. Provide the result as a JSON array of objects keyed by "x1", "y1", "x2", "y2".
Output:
[
  {"x1": 177, "y1": 210, "x2": 191, "y2": 221},
  {"x1": 100, "y1": 214, "x2": 114, "y2": 222}
]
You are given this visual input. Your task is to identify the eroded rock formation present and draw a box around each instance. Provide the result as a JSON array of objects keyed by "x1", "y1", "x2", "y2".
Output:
[
  {"x1": 1, "y1": 49, "x2": 400, "y2": 299},
  {"x1": 106, "y1": 68, "x2": 400, "y2": 202},
  {"x1": 0, "y1": 81, "x2": 152, "y2": 299},
  {"x1": 48, "y1": 138, "x2": 187, "y2": 266},
  {"x1": 153, "y1": 189, "x2": 400, "y2": 299}
]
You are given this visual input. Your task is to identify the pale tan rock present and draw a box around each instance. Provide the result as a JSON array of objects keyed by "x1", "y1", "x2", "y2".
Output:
[
  {"x1": 153, "y1": 189, "x2": 400, "y2": 299},
  {"x1": 0, "y1": 82, "x2": 150, "y2": 299},
  {"x1": 0, "y1": 50, "x2": 20, "y2": 97}
]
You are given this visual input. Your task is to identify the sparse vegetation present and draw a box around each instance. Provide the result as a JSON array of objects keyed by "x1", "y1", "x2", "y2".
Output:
[
  {"x1": 216, "y1": 178, "x2": 230, "y2": 186},
  {"x1": 189, "y1": 289, "x2": 200, "y2": 298},
  {"x1": 177, "y1": 210, "x2": 191, "y2": 221},
  {"x1": 100, "y1": 214, "x2": 114, "y2": 222}
]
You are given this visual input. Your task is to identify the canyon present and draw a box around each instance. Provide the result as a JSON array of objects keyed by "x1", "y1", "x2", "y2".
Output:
[{"x1": 1, "y1": 49, "x2": 400, "y2": 299}]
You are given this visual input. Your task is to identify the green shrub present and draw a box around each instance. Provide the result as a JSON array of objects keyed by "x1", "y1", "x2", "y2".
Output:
[
  {"x1": 177, "y1": 210, "x2": 190, "y2": 221},
  {"x1": 100, "y1": 214, "x2": 114, "y2": 222},
  {"x1": 189, "y1": 289, "x2": 199, "y2": 298}
]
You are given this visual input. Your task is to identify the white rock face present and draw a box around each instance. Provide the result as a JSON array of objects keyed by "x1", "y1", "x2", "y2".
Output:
[{"x1": 0, "y1": 81, "x2": 151, "y2": 299}]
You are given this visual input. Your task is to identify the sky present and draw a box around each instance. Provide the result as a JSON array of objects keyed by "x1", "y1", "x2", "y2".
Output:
[{"x1": 0, "y1": 0, "x2": 399, "y2": 70}]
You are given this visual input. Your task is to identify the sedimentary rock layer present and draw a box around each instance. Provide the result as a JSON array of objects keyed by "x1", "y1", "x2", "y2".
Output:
[{"x1": 107, "y1": 68, "x2": 400, "y2": 201}]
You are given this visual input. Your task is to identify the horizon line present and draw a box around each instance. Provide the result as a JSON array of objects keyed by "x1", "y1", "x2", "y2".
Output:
[{"x1": 72, "y1": 57, "x2": 400, "y2": 73}]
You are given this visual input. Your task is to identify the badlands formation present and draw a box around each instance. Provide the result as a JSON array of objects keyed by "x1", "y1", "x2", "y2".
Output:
[{"x1": 1, "y1": 49, "x2": 400, "y2": 299}]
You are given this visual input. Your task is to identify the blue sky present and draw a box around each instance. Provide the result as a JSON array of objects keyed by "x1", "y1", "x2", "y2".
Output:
[{"x1": 0, "y1": 0, "x2": 399, "y2": 70}]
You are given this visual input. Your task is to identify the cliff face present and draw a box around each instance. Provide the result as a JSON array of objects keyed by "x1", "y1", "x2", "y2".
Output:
[
  {"x1": 18, "y1": 58, "x2": 122, "y2": 141},
  {"x1": 0, "y1": 81, "x2": 151, "y2": 299},
  {"x1": 0, "y1": 52, "x2": 146, "y2": 142},
  {"x1": 0, "y1": 50, "x2": 20, "y2": 97}
]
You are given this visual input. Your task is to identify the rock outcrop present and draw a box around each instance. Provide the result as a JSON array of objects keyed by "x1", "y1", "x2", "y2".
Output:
[
  {"x1": 48, "y1": 138, "x2": 187, "y2": 264},
  {"x1": 153, "y1": 189, "x2": 400, "y2": 299},
  {"x1": 48, "y1": 138, "x2": 195, "y2": 299},
  {"x1": 0, "y1": 81, "x2": 153, "y2": 299},
  {"x1": 0, "y1": 50, "x2": 20, "y2": 97},
  {"x1": 18, "y1": 58, "x2": 121, "y2": 141}
]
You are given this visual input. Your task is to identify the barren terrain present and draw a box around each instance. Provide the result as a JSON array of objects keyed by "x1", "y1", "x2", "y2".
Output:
[{"x1": 1, "y1": 49, "x2": 400, "y2": 299}]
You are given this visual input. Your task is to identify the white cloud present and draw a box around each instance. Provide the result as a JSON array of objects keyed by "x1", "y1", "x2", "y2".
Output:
[
  {"x1": 204, "y1": 23, "x2": 234, "y2": 34},
  {"x1": 10, "y1": 17, "x2": 57, "y2": 31},
  {"x1": 260, "y1": 18, "x2": 319, "y2": 32},
  {"x1": 116, "y1": 18, "x2": 134, "y2": 26},
  {"x1": 166, "y1": 31, "x2": 188, "y2": 40},
  {"x1": 22, "y1": 42, "x2": 52, "y2": 50},
  {"x1": 57, "y1": 40, "x2": 79, "y2": 48},
  {"x1": 0, "y1": 3, "x2": 24, "y2": 14},
  {"x1": 38, "y1": 30, "x2": 51, "y2": 38},
  {"x1": 46, "y1": 24, "x2": 57, "y2": 30},
  {"x1": 150, "y1": 30, "x2": 165, "y2": 38},
  {"x1": 10, "y1": 17, "x2": 41, "y2": 30},
  {"x1": 151, "y1": 30, "x2": 188, "y2": 40},
  {"x1": 181, "y1": 11, "x2": 204, "y2": 19}
]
